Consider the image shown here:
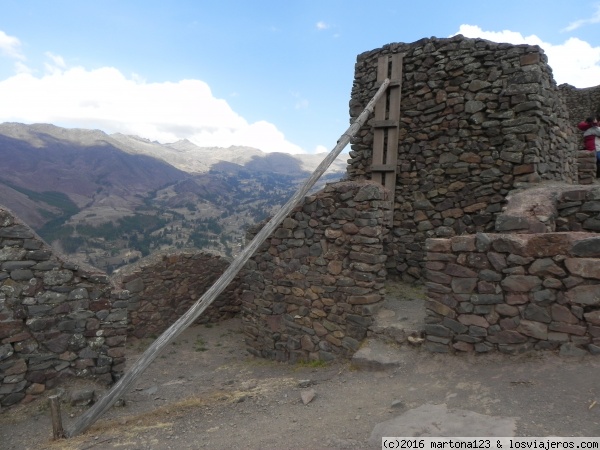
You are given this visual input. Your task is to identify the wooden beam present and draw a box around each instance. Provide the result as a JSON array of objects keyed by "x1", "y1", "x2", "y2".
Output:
[{"x1": 64, "y1": 77, "x2": 392, "y2": 439}]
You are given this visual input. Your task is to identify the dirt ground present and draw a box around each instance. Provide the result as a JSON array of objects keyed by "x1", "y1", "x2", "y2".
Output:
[{"x1": 2, "y1": 302, "x2": 600, "y2": 449}]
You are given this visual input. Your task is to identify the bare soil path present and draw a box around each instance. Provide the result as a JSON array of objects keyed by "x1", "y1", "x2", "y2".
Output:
[{"x1": 2, "y1": 284, "x2": 600, "y2": 449}]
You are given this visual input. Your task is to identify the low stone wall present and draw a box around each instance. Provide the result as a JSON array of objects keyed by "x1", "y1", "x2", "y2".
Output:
[
  {"x1": 241, "y1": 181, "x2": 390, "y2": 363},
  {"x1": 0, "y1": 207, "x2": 126, "y2": 408},
  {"x1": 114, "y1": 251, "x2": 242, "y2": 339},
  {"x1": 424, "y1": 232, "x2": 600, "y2": 355},
  {"x1": 556, "y1": 185, "x2": 600, "y2": 231}
]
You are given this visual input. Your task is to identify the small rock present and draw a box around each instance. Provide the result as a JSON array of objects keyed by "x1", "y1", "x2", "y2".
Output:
[
  {"x1": 408, "y1": 335, "x2": 424, "y2": 345},
  {"x1": 70, "y1": 389, "x2": 95, "y2": 406},
  {"x1": 26, "y1": 383, "x2": 45, "y2": 395},
  {"x1": 297, "y1": 379, "x2": 313, "y2": 388},
  {"x1": 391, "y1": 399, "x2": 405, "y2": 409},
  {"x1": 143, "y1": 385, "x2": 158, "y2": 396},
  {"x1": 559, "y1": 343, "x2": 588, "y2": 357},
  {"x1": 301, "y1": 388, "x2": 316, "y2": 405}
]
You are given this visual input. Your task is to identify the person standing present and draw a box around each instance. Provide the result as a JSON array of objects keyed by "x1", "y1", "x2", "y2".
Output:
[{"x1": 580, "y1": 117, "x2": 600, "y2": 177}]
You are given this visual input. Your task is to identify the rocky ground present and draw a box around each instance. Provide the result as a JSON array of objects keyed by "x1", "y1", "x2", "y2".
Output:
[{"x1": 2, "y1": 283, "x2": 600, "y2": 449}]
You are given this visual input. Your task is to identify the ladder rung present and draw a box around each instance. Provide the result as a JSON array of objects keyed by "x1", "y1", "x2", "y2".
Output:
[
  {"x1": 371, "y1": 120, "x2": 398, "y2": 128},
  {"x1": 376, "y1": 80, "x2": 402, "y2": 87},
  {"x1": 371, "y1": 164, "x2": 396, "y2": 172}
]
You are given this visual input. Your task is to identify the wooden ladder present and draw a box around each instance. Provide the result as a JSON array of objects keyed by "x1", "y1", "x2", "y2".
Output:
[{"x1": 371, "y1": 54, "x2": 403, "y2": 225}]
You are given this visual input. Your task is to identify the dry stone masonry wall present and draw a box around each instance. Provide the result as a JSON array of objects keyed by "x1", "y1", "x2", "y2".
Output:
[
  {"x1": 424, "y1": 232, "x2": 600, "y2": 356},
  {"x1": 0, "y1": 207, "x2": 127, "y2": 408},
  {"x1": 114, "y1": 251, "x2": 242, "y2": 339},
  {"x1": 577, "y1": 151, "x2": 597, "y2": 185},
  {"x1": 3, "y1": 36, "x2": 600, "y2": 408},
  {"x1": 241, "y1": 181, "x2": 390, "y2": 363},
  {"x1": 560, "y1": 84, "x2": 600, "y2": 126},
  {"x1": 556, "y1": 186, "x2": 600, "y2": 232},
  {"x1": 348, "y1": 35, "x2": 580, "y2": 281}
]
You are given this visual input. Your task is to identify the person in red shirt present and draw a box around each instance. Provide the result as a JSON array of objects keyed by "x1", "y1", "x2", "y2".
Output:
[
  {"x1": 578, "y1": 116, "x2": 600, "y2": 151},
  {"x1": 578, "y1": 116, "x2": 600, "y2": 177}
]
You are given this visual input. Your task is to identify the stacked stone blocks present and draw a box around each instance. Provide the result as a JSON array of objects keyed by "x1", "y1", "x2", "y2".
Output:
[
  {"x1": 116, "y1": 251, "x2": 242, "y2": 339},
  {"x1": 556, "y1": 186, "x2": 600, "y2": 231},
  {"x1": 424, "y1": 232, "x2": 600, "y2": 355},
  {"x1": 348, "y1": 35, "x2": 580, "y2": 280},
  {"x1": 0, "y1": 207, "x2": 127, "y2": 408},
  {"x1": 559, "y1": 84, "x2": 600, "y2": 126},
  {"x1": 576, "y1": 151, "x2": 597, "y2": 185},
  {"x1": 241, "y1": 181, "x2": 390, "y2": 363}
]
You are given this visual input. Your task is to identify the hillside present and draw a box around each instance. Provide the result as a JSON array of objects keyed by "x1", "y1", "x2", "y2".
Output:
[{"x1": 0, "y1": 122, "x2": 346, "y2": 272}]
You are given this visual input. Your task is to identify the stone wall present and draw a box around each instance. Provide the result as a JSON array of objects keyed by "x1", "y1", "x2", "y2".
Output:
[
  {"x1": 2, "y1": 36, "x2": 600, "y2": 405},
  {"x1": 577, "y1": 151, "x2": 597, "y2": 185},
  {"x1": 424, "y1": 232, "x2": 600, "y2": 356},
  {"x1": 556, "y1": 185, "x2": 600, "y2": 232},
  {"x1": 347, "y1": 35, "x2": 580, "y2": 281},
  {"x1": 241, "y1": 181, "x2": 390, "y2": 363},
  {"x1": 0, "y1": 207, "x2": 127, "y2": 408},
  {"x1": 113, "y1": 251, "x2": 242, "y2": 339},
  {"x1": 559, "y1": 84, "x2": 600, "y2": 125},
  {"x1": 479, "y1": 183, "x2": 600, "y2": 236}
]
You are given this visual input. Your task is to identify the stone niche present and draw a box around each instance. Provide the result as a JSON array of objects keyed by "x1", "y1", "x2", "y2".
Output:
[{"x1": 347, "y1": 35, "x2": 581, "y2": 281}]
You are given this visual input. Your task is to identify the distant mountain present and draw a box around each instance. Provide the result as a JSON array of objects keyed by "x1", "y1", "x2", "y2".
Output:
[
  {"x1": 0, "y1": 122, "x2": 346, "y2": 272},
  {"x1": 0, "y1": 122, "x2": 345, "y2": 175},
  {"x1": 0, "y1": 123, "x2": 189, "y2": 227}
]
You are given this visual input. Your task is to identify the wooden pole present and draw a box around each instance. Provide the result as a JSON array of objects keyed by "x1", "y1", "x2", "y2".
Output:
[
  {"x1": 64, "y1": 78, "x2": 391, "y2": 438},
  {"x1": 49, "y1": 395, "x2": 65, "y2": 440}
]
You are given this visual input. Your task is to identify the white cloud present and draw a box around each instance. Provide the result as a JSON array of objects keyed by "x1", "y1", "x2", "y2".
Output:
[
  {"x1": 562, "y1": 4, "x2": 600, "y2": 31},
  {"x1": 44, "y1": 51, "x2": 66, "y2": 72},
  {"x1": 14, "y1": 61, "x2": 32, "y2": 74},
  {"x1": 0, "y1": 55, "x2": 306, "y2": 154},
  {"x1": 455, "y1": 25, "x2": 600, "y2": 88},
  {"x1": 316, "y1": 21, "x2": 329, "y2": 30},
  {"x1": 0, "y1": 30, "x2": 29, "y2": 73},
  {"x1": 0, "y1": 30, "x2": 24, "y2": 60}
]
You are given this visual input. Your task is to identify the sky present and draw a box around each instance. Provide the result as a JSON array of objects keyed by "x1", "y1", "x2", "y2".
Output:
[{"x1": 0, "y1": 1, "x2": 599, "y2": 155}]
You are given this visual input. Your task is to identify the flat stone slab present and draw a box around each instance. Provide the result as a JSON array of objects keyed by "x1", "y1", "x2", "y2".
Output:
[
  {"x1": 369, "y1": 403, "x2": 516, "y2": 445},
  {"x1": 369, "y1": 285, "x2": 426, "y2": 345},
  {"x1": 351, "y1": 338, "x2": 406, "y2": 370}
]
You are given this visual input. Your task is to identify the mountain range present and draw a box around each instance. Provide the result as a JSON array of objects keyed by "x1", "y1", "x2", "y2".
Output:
[{"x1": 0, "y1": 122, "x2": 347, "y2": 271}]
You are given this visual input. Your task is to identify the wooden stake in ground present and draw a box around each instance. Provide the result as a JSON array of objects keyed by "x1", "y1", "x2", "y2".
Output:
[
  {"x1": 49, "y1": 395, "x2": 65, "y2": 440},
  {"x1": 64, "y1": 78, "x2": 391, "y2": 438}
]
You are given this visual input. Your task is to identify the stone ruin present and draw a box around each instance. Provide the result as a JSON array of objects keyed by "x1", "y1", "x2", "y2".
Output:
[
  {"x1": 2, "y1": 34, "x2": 600, "y2": 408},
  {"x1": 0, "y1": 211, "x2": 241, "y2": 408},
  {"x1": 347, "y1": 34, "x2": 596, "y2": 280},
  {"x1": 242, "y1": 34, "x2": 600, "y2": 359}
]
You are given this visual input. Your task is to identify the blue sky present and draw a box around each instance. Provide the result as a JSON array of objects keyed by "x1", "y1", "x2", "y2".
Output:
[{"x1": 0, "y1": 0, "x2": 599, "y2": 154}]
